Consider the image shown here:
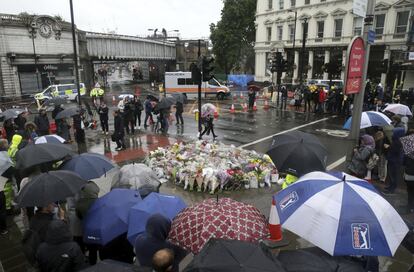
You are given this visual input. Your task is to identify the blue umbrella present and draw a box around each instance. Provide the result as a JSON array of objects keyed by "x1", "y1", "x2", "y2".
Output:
[
  {"x1": 274, "y1": 171, "x2": 408, "y2": 256},
  {"x1": 127, "y1": 192, "x2": 186, "y2": 244},
  {"x1": 343, "y1": 111, "x2": 391, "y2": 130},
  {"x1": 83, "y1": 189, "x2": 142, "y2": 245},
  {"x1": 60, "y1": 153, "x2": 115, "y2": 180}
]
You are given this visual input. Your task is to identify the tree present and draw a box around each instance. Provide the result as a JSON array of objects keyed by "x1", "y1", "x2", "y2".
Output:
[{"x1": 210, "y1": 0, "x2": 257, "y2": 74}]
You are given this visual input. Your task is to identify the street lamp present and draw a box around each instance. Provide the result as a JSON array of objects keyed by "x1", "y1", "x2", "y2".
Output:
[
  {"x1": 29, "y1": 25, "x2": 41, "y2": 92},
  {"x1": 184, "y1": 42, "x2": 189, "y2": 71},
  {"x1": 288, "y1": 9, "x2": 297, "y2": 82},
  {"x1": 299, "y1": 17, "x2": 308, "y2": 86}
]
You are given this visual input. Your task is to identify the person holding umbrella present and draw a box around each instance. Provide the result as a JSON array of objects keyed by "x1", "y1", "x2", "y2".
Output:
[
  {"x1": 175, "y1": 100, "x2": 184, "y2": 126},
  {"x1": 14, "y1": 112, "x2": 27, "y2": 135},
  {"x1": 34, "y1": 109, "x2": 50, "y2": 136},
  {"x1": 113, "y1": 109, "x2": 126, "y2": 151},
  {"x1": 347, "y1": 135, "x2": 375, "y2": 179},
  {"x1": 98, "y1": 102, "x2": 109, "y2": 135},
  {"x1": 134, "y1": 95, "x2": 143, "y2": 129}
]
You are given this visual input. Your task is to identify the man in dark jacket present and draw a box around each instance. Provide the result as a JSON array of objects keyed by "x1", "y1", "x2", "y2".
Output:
[
  {"x1": 280, "y1": 86, "x2": 288, "y2": 110},
  {"x1": 98, "y1": 103, "x2": 109, "y2": 135},
  {"x1": 175, "y1": 102, "x2": 184, "y2": 125},
  {"x1": 29, "y1": 203, "x2": 58, "y2": 243},
  {"x1": 383, "y1": 127, "x2": 405, "y2": 194},
  {"x1": 36, "y1": 220, "x2": 85, "y2": 272},
  {"x1": 14, "y1": 112, "x2": 27, "y2": 134},
  {"x1": 135, "y1": 214, "x2": 187, "y2": 271},
  {"x1": 113, "y1": 110, "x2": 126, "y2": 151},
  {"x1": 123, "y1": 98, "x2": 135, "y2": 134},
  {"x1": 144, "y1": 97, "x2": 154, "y2": 128},
  {"x1": 34, "y1": 109, "x2": 50, "y2": 136},
  {"x1": 52, "y1": 105, "x2": 64, "y2": 135}
]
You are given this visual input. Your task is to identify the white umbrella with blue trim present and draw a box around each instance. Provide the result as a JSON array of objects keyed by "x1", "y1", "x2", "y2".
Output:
[
  {"x1": 274, "y1": 171, "x2": 408, "y2": 256},
  {"x1": 343, "y1": 111, "x2": 391, "y2": 130},
  {"x1": 35, "y1": 134, "x2": 66, "y2": 144}
]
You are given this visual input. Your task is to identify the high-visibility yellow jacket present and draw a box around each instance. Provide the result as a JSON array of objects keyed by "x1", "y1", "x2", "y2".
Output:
[
  {"x1": 282, "y1": 174, "x2": 298, "y2": 189},
  {"x1": 8, "y1": 134, "x2": 22, "y2": 164}
]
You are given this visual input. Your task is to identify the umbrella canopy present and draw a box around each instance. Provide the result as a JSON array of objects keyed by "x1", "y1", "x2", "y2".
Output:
[
  {"x1": 60, "y1": 153, "x2": 116, "y2": 181},
  {"x1": 83, "y1": 189, "x2": 142, "y2": 245},
  {"x1": 168, "y1": 197, "x2": 269, "y2": 254},
  {"x1": 15, "y1": 143, "x2": 73, "y2": 169},
  {"x1": 35, "y1": 134, "x2": 66, "y2": 144},
  {"x1": 92, "y1": 167, "x2": 121, "y2": 197},
  {"x1": 201, "y1": 103, "x2": 216, "y2": 117},
  {"x1": 16, "y1": 170, "x2": 86, "y2": 207},
  {"x1": 156, "y1": 97, "x2": 176, "y2": 110},
  {"x1": 0, "y1": 151, "x2": 12, "y2": 176},
  {"x1": 147, "y1": 94, "x2": 159, "y2": 102},
  {"x1": 118, "y1": 163, "x2": 160, "y2": 190},
  {"x1": 277, "y1": 247, "x2": 365, "y2": 272},
  {"x1": 383, "y1": 103, "x2": 413, "y2": 116},
  {"x1": 55, "y1": 107, "x2": 80, "y2": 120},
  {"x1": 266, "y1": 131, "x2": 327, "y2": 176},
  {"x1": 343, "y1": 111, "x2": 392, "y2": 130},
  {"x1": 274, "y1": 171, "x2": 408, "y2": 256},
  {"x1": 171, "y1": 93, "x2": 187, "y2": 104},
  {"x1": 118, "y1": 94, "x2": 134, "y2": 100},
  {"x1": 183, "y1": 239, "x2": 286, "y2": 272},
  {"x1": 400, "y1": 134, "x2": 414, "y2": 159},
  {"x1": 127, "y1": 192, "x2": 187, "y2": 244},
  {"x1": 0, "y1": 108, "x2": 25, "y2": 121}
]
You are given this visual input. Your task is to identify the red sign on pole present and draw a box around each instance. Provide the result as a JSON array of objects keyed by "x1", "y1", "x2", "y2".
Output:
[{"x1": 345, "y1": 37, "x2": 365, "y2": 95}]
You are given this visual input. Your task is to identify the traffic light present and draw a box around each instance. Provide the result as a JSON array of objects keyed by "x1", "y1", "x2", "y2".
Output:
[
  {"x1": 202, "y1": 56, "x2": 215, "y2": 81},
  {"x1": 190, "y1": 63, "x2": 201, "y2": 84},
  {"x1": 323, "y1": 61, "x2": 342, "y2": 75},
  {"x1": 270, "y1": 52, "x2": 285, "y2": 73}
]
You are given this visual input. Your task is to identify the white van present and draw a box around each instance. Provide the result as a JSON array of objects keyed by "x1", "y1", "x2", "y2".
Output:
[
  {"x1": 165, "y1": 72, "x2": 230, "y2": 100},
  {"x1": 307, "y1": 79, "x2": 344, "y2": 89},
  {"x1": 34, "y1": 83, "x2": 87, "y2": 102}
]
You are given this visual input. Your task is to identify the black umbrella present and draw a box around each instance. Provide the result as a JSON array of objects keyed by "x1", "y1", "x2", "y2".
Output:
[
  {"x1": 277, "y1": 247, "x2": 366, "y2": 272},
  {"x1": 147, "y1": 94, "x2": 159, "y2": 102},
  {"x1": 16, "y1": 170, "x2": 87, "y2": 207},
  {"x1": 183, "y1": 239, "x2": 286, "y2": 272},
  {"x1": 15, "y1": 143, "x2": 73, "y2": 169},
  {"x1": 55, "y1": 107, "x2": 80, "y2": 120},
  {"x1": 156, "y1": 97, "x2": 176, "y2": 110},
  {"x1": 172, "y1": 93, "x2": 187, "y2": 104},
  {"x1": 266, "y1": 131, "x2": 327, "y2": 176},
  {"x1": 0, "y1": 108, "x2": 25, "y2": 121}
]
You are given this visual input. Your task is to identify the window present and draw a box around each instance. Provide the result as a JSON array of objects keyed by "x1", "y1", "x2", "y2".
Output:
[
  {"x1": 334, "y1": 18, "x2": 343, "y2": 37},
  {"x1": 302, "y1": 22, "x2": 308, "y2": 40},
  {"x1": 375, "y1": 14, "x2": 385, "y2": 35},
  {"x1": 288, "y1": 24, "x2": 295, "y2": 41},
  {"x1": 353, "y1": 17, "x2": 363, "y2": 36},
  {"x1": 267, "y1": 27, "x2": 272, "y2": 41},
  {"x1": 268, "y1": 0, "x2": 273, "y2": 9},
  {"x1": 277, "y1": 25, "x2": 283, "y2": 40},
  {"x1": 317, "y1": 21, "x2": 324, "y2": 38},
  {"x1": 395, "y1": 11, "x2": 409, "y2": 33},
  {"x1": 305, "y1": 0, "x2": 310, "y2": 4},
  {"x1": 290, "y1": 0, "x2": 296, "y2": 7},
  {"x1": 279, "y1": 0, "x2": 284, "y2": 9},
  {"x1": 186, "y1": 78, "x2": 194, "y2": 85},
  {"x1": 177, "y1": 78, "x2": 186, "y2": 85}
]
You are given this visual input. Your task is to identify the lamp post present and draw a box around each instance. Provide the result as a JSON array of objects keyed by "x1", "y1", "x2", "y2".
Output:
[
  {"x1": 299, "y1": 17, "x2": 308, "y2": 86},
  {"x1": 288, "y1": 9, "x2": 297, "y2": 83},
  {"x1": 29, "y1": 26, "x2": 41, "y2": 92},
  {"x1": 184, "y1": 42, "x2": 189, "y2": 71},
  {"x1": 69, "y1": 0, "x2": 82, "y2": 107}
]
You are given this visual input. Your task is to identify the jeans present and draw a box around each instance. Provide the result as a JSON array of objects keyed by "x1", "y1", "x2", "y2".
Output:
[
  {"x1": 115, "y1": 134, "x2": 126, "y2": 149},
  {"x1": 304, "y1": 99, "x2": 311, "y2": 112},
  {"x1": 144, "y1": 112, "x2": 153, "y2": 126},
  {"x1": 134, "y1": 111, "x2": 142, "y2": 127},
  {"x1": 176, "y1": 112, "x2": 184, "y2": 124},
  {"x1": 280, "y1": 97, "x2": 287, "y2": 110},
  {"x1": 100, "y1": 119, "x2": 109, "y2": 132},
  {"x1": 386, "y1": 163, "x2": 403, "y2": 192}
]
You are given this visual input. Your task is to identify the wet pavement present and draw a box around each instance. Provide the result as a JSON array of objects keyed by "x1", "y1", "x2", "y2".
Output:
[{"x1": 1, "y1": 81, "x2": 414, "y2": 271}]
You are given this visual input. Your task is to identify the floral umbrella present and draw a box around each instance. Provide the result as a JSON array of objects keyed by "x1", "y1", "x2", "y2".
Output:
[{"x1": 168, "y1": 197, "x2": 269, "y2": 254}]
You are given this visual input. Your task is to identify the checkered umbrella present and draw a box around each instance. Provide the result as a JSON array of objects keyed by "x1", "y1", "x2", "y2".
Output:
[{"x1": 168, "y1": 197, "x2": 269, "y2": 254}]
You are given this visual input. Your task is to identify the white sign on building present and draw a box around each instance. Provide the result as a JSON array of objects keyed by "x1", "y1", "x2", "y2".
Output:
[
  {"x1": 409, "y1": 52, "x2": 414, "y2": 61},
  {"x1": 353, "y1": 0, "x2": 368, "y2": 17}
]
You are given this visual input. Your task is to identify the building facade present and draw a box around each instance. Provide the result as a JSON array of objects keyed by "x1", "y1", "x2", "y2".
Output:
[{"x1": 255, "y1": 0, "x2": 413, "y2": 88}]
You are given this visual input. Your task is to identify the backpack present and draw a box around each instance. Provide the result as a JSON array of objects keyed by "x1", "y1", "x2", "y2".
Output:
[
  {"x1": 366, "y1": 152, "x2": 380, "y2": 170},
  {"x1": 21, "y1": 229, "x2": 41, "y2": 266}
]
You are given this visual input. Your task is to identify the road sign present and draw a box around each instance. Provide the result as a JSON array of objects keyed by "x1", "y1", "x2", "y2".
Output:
[
  {"x1": 345, "y1": 37, "x2": 365, "y2": 95},
  {"x1": 353, "y1": 0, "x2": 368, "y2": 17},
  {"x1": 368, "y1": 30, "x2": 375, "y2": 45}
]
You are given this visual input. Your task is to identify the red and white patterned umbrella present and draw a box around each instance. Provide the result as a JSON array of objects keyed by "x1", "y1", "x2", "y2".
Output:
[{"x1": 168, "y1": 197, "x2": 269, "y2": 254}]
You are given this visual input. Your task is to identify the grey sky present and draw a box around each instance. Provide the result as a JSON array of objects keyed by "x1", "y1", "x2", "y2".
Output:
[{"x1": 1, "y1": 0, "x2": 223, "y2": 38}]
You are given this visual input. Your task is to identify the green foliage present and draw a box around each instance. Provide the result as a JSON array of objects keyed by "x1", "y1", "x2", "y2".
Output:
[{"x1": 210, "y1": 0, "x2": 257, "y2": 74}]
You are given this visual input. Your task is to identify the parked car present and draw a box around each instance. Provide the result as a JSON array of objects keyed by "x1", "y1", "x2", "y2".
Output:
[{"x1": 34, "y1": 83, "x2": 86, "y2": 103}]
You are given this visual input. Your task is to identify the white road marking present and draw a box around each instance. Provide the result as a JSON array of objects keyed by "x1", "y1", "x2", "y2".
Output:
[
  {"x1": 327, "y1": 156, "x2": 347, "y2": 170},
  {"x1": 239, "y1": 116, "x2": 335, "y2": 148}
]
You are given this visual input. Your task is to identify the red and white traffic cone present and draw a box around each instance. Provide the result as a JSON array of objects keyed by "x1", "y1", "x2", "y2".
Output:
[
  {"x1": 263, "y1": 198, "x2": 289, "y2": 248},
  {"x1": 230, "y1": 103, "x2": 235, "y2": 113},
  {"x1": 243, "y1": 103, "x2": 248, "y2": 112},
  {"x1": 253, "y1": 100, "x2": 257, "y2": 111},
  {"x1": 240, "y1": 92, "x2": 244, "y2": 99},
  {"x1": 263, "y1": 98, "x2": 269, "y2": 110}
]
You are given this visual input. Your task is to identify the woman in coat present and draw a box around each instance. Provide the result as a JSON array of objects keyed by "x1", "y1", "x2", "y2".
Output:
[{"x1": 348, "y1": 134, "x2": 375, "y2": 179}]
